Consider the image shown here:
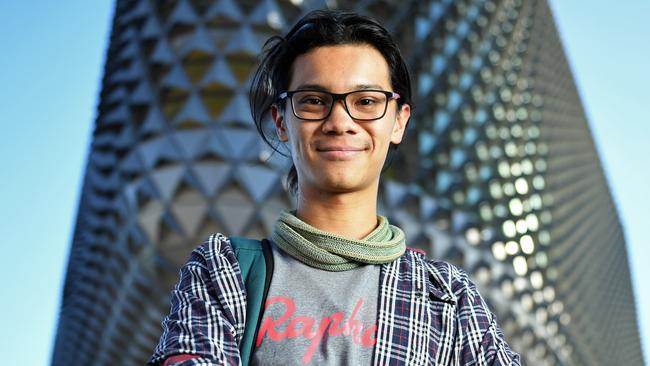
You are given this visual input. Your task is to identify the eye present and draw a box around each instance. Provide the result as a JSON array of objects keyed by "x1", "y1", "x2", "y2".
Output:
[
  {"x1": 357, "y1": 98, "x2": 377, "y2": 106},
  {"x1": 349, "y1": 91, "x2": 386, "y2": 108},
  {"x1": 353, "y1": 96, "x2": 381, "y2": 107},
  {"x1": 300, "y1": 96, "x2": 326, "y2": 105},
  {"x1": 295, "y1": 91, "x2": 329, "y2": 106}
]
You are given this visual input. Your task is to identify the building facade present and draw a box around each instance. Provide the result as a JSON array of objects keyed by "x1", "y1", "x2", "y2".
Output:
[{"x1": 52, "y1": 0, "x2": 643, "y2": 365}]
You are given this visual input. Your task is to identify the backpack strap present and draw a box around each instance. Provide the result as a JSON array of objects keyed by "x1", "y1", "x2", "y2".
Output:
[{"x1": 229, "y1": 237, "x2": 274, "y2": 366}]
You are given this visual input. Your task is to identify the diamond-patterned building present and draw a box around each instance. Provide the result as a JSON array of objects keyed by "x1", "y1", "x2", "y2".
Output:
[{"x1": 52, "y1": 0, "x2": 643, "y2": 365}]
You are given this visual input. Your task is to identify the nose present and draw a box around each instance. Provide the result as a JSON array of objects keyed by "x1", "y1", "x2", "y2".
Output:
[{"x1": 321, "y1": 100, "x2": 356, "y2": 134}]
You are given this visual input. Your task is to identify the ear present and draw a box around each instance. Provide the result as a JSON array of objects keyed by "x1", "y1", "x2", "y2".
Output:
[
  {"x1": 271, "y1": 104, "x2": 289, "y2": 142},
  {"x1": 390, "y1": 103, "x2": 410, "y2": 144}
]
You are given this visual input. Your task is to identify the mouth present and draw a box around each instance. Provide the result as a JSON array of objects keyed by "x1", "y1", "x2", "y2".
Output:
[
  {"x1": 317, "y1": 146, "x2": 365, "y2": 152},
  {"x1": 316, "y1": 145, "x2": 367, "y2": 160}
]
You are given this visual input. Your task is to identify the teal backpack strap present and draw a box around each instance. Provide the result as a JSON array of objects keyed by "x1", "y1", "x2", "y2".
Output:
[{"x1": 229, "y1": 237, "x2": 273, "y2": 366}]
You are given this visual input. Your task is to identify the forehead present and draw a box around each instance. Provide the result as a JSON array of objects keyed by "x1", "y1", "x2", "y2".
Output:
[{"x1": 288, "y1": 44, "x2": 392, "y2": 91}]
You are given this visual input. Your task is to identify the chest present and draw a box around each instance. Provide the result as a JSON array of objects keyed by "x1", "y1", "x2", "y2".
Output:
[
  {"x1": 372, "y1": 255, "x2": 460, "y2": 366},
  {"x1": 252, "y1": 246, "x2": 381, "y2": 365}
]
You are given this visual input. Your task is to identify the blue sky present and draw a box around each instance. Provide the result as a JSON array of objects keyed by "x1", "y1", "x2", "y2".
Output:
[
  {"x1": 550, "y1": 1, "x2": 650, "y2": 363},
  {"x1": 0, "y1": 1, "x2": 647, "y2": 364}
]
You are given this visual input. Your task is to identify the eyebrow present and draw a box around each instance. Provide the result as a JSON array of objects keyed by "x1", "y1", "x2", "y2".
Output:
[{"x1": 293, "y1": 83, "x2": 388, "y2": 91}]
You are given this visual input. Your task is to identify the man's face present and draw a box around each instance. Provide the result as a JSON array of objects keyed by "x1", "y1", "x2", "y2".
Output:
[{"x1": 272, "y1": 44, "x2": 410, "y2": 196}]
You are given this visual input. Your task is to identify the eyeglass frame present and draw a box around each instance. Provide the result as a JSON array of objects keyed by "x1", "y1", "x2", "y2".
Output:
[{"x1": 277, "y1": 89, "x2": 401, "y2": 121}]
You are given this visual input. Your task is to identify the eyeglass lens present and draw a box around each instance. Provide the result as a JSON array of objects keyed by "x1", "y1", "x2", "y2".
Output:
[{"x1": 291, "y1": 91, "x2": 389, "y2": 120}]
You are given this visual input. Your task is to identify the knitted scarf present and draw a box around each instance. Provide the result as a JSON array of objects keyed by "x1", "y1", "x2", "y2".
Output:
[{"x1": 271, "y1": 210, "x2": 406, "y2": 271}]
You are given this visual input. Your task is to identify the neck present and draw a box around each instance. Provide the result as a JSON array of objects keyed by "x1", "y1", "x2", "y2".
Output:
[{"x1": 295, "y1": 185, "x2": 379, "y2": 240}]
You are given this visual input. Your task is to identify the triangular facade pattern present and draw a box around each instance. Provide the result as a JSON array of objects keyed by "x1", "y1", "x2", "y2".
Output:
[{"x1": 52, "y1": 0, "x2": 643, "y2": 365}]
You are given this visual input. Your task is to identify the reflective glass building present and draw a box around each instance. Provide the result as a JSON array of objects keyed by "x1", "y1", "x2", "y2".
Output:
[{"x1": 52, "y1": 0, "x2": 643, "y2": 365}]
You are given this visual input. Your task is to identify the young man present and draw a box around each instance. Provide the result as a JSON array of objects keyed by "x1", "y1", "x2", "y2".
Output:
[{"x1": 149, "y1": 9, "x2": 520, "y2": 366}]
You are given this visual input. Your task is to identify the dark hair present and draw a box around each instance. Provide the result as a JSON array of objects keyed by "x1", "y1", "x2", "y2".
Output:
[{"x1": 250, "y1": 9, "x2": 412, "y2": 195}]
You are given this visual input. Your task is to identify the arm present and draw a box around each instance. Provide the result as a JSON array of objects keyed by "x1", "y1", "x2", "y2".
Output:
[
  {"x1": 478, "y1": 315, "x2": 521, "y2": 366},
  {"x1": 147, "y1": 236, "x2": 246, "y2": 366},
  {"x1": 164, "y1": 354, "x2": 200, "y2": 366},
  {"x1": 453, "y1": 268, "x2": 521, "y2": 365}
]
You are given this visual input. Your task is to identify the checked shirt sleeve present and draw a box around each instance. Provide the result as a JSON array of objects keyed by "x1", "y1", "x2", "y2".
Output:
[
  {"x1": 147, "y1": 235, "x2": 247, "y2": 366},
  {"x1": 452, "y1": 266, "x2": 521, "y2": 366}
]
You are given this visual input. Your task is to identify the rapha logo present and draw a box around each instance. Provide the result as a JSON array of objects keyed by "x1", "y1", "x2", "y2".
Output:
[{"x1": 256, "y1": 296, "x2": 377, "y2": 364}]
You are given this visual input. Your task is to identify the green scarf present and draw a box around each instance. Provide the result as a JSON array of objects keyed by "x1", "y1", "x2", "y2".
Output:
[{"x1": 271, "y1": 210, "x2": 406, "y2": 271}]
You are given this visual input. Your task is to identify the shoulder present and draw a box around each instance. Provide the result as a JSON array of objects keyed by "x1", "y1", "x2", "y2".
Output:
[
  {"x1": 405, "y1": 251, "x2": 520, "y2": 364},
  {"x1": 193, "y1": 232, "x2": 233, "y2": 257},
  {"x1": 188, "y1": 233, "x2": 239, "y2": 272},
  {"x1": 406, "y1": 248, "x2": 483, "y2": 306}
]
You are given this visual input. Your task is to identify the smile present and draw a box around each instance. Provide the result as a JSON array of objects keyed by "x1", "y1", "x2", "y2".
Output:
[{"x1": 316, "y1": 146, "x2": 366, "y2": 160}]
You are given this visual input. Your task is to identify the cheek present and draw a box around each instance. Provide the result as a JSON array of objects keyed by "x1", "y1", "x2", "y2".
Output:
[
  {"x1": 374, "y1": 125, "x2": 397, "y2": 152},
  {"x1": 286, "y1": 126, "x2": 311, "y2": 162}
]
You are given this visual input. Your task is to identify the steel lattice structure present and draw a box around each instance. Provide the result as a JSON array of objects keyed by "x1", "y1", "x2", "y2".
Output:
[{"x1": 52, "y1": 0, "x2": 643, "y2": 365}]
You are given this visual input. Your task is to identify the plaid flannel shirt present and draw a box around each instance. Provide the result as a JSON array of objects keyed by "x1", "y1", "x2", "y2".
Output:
[{"x1": 148, "y1": 233, "x2": 520, "y2": 365}]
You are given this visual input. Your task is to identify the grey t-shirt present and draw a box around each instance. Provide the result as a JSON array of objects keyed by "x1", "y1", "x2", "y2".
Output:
[{"x1": 252, "y1": 242, "x2": 380, "y2": 365}]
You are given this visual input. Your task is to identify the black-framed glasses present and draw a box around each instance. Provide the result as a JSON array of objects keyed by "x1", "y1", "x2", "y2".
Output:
[{"x1": 277, "y1": 89, "x2": 401, "y2": 121}]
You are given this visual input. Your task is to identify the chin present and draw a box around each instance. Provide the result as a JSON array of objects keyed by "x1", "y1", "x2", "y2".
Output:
[{"x1": 316, "y1": 174, "x2": 369, "y2": 193}]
